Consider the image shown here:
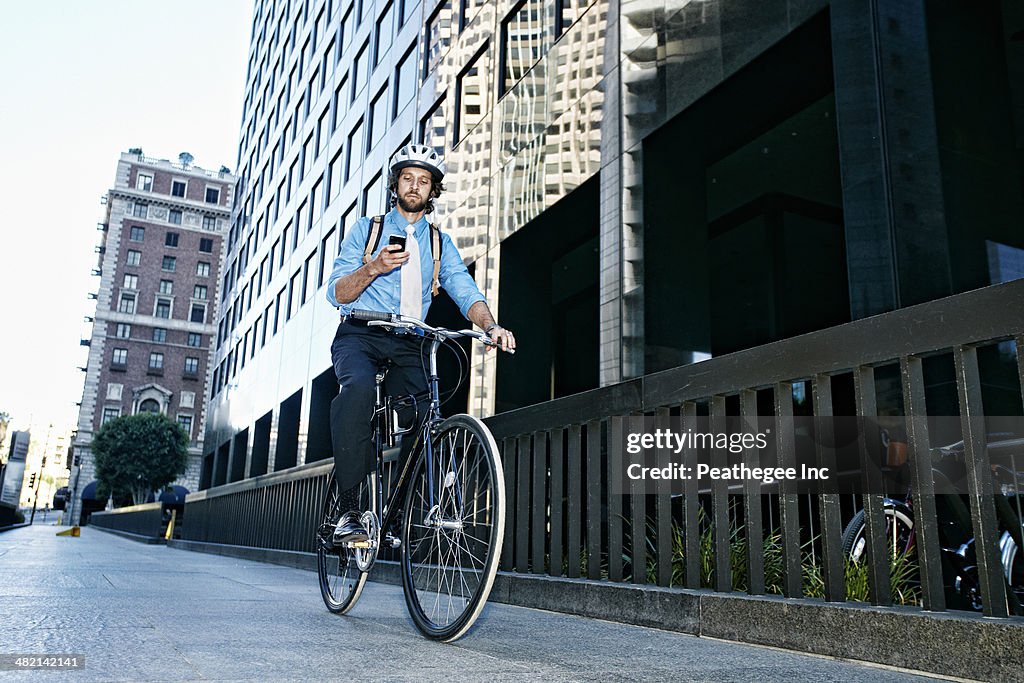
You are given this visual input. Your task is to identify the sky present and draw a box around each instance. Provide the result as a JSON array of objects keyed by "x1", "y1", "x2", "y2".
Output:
[{"x1": 0, "y1": 0, "x2": 252, "y2": 433}]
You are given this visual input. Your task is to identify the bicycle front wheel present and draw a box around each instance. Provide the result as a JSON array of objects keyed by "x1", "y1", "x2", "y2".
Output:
[
  {"x1": 316, "y1": 472, "x2": 369, "y2": 614},
  {"x1": 401, "y1": 414, "x2": 505, "y2": 641}
]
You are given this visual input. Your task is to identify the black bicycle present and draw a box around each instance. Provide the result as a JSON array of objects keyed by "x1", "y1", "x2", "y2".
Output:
[
  {"x1": 315, "y1": 310, "x2": 508, "y2": 641},
  {"x1": 841, "y1": 434, "x2": 1024, "y2": 612}
]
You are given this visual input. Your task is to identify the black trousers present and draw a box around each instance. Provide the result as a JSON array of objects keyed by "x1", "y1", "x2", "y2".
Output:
[{"x1": 329, "y1": 320, "x2": 429, "y2": 493}]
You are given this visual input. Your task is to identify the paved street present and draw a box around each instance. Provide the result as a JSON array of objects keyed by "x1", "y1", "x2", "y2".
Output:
[{"x1": 0, "y1": 524, "x2": 940, "y2": 682}]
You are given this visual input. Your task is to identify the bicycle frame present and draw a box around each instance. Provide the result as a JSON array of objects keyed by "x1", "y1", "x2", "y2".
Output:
[{"x1": 368, "y1": 334, "x2": 450, "y2": 551}]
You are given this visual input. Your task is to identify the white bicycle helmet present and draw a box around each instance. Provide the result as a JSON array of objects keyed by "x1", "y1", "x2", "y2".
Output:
[{"x1": 389, "y1": 143, "x2": 446, "y2": 181}]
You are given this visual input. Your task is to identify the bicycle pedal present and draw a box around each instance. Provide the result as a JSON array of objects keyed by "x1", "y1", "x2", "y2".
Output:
[{"x1": 346, "y1": 540, "x2": 371, "y2": 549}]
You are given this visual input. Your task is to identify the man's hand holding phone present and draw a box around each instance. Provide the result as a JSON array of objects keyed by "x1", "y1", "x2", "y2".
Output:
[{"x1": 369, "y1": 235, "x2": 410, "y2": 275}]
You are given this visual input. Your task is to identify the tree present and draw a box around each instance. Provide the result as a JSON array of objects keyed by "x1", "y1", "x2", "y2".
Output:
[{"x1": 92, "y1": 413, "x2": 189, "y2": 506}]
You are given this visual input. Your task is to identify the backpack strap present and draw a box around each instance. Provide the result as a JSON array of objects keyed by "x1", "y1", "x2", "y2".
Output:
[
  {"x1": 429, "y1": 223, "x2": 441, "y2": 296},
  {"x1": 362, "y1": 215, "x2": 384, "y2": 265}
]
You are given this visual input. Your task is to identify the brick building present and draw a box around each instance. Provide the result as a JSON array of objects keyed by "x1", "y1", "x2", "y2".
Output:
[{"x1": 68, "y1": 151, "x2": 236, "y2": 524}]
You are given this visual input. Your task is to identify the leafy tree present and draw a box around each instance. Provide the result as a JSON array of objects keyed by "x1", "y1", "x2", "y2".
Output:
[{"x1": 92, "y1": 413, "x2": 189, "y2": 506}]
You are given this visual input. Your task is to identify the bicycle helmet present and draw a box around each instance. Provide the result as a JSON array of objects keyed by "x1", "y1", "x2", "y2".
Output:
[{"x1": 389, "y1": 143, "x2": 446, "y2": 181}]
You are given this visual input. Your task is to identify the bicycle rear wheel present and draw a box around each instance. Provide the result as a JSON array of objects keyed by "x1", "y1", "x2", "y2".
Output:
[
  {"x1": 400, "y1": 414, "x2": 505, "y2": 641},
  {"x1": 316, "y1": 472, "x2": 369, "y2": 614}
]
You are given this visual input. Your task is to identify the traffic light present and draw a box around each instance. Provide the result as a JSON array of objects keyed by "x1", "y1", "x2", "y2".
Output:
[{"x1": 28, "y1": 473, "x2": 36, "y2": 488}]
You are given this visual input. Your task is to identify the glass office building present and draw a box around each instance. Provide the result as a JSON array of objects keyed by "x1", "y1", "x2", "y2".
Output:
[{"x1": 203, "y1": 0, "x2": 1024, "y2": 486}]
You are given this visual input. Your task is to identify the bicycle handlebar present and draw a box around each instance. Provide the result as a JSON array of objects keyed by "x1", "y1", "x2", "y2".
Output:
[{"x1": 350, "y1": 309, "x2": 515, "y2": 354}]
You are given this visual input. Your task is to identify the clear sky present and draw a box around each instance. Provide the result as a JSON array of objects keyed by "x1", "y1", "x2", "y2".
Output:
[{"x1": 0, "y1": 0, "x2": 252, "y2": 433}]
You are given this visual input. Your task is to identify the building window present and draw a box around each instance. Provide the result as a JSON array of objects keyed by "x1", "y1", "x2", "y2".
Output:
[
  {"x1": 172, "y1": 180, "x2": 187, "y2": 197},
  {"x1": 165, "y1": 231, "x2": 180, "y2": 247},
  {"x1": 130, "y1": 226, "x2": 145, "y2": 241},
  {"x1": 126, "y1": 249, "x2": 141, "y2": 266},
  {"x1": 169, "y1": 209, "x2": 183, "y2": 225},
  {"x1": 501, "y1": 0, "x2": 544, "y2": 96},
  {"x1": 180, "y1": 390, "x2": 195, "y2": 409},
  {"x1": 455, "y1": 45, "x2": 487, "y2": 143},
  {"x1": 341, "y1": 4, "x2": 354, "y2": 53},
  {"x1": 102, "y1": 407, "x2": 121, "y2": 425},
  {"x1": 111, "y1": 348, "x2": 128, "y2": 366},
  {"x1": 187, "y1": 332, "x2": 202, "y2": 347},
  {"x1": 459, "y1": 0, "x2": 484, "y2": 30},
  {"x1": 205, "y1": 187, "x2": 220, "y2": 203},
  {"x1": 136, "y1": 173, "x2": 153, "y2": 191},
  {"x1": 194, "y1": 285, "x2": 208, "y2": 300},
  {"x1": 190, "y1": 303, "x2": 206, "y2": 323},
  {"x1": 149, "y1": 352, "x2": 164, "y2": 370},
  {"x1": 106, "y1": 383, "x2": 123, "y2": 400},
  {"x1": 199, "y1": 237, "x2": 214, "y2": 253},
  {"x1": 352, "y1": 41, "x2": 369, "y2": 99},
  {"x1": 197, "y1": 261, "x2": 211, "y2": 277},
  {"x1": 122, "y1": 274, "x2": 138, "y2": 290},
  {"x1": 115, "y1": 323, "x2": 131, "y2": 338},
  {"x1": 177, "y1": 414, "x2": 193, "y2": 436},
  {"x1": 118, "y1": 294, "x2": 136, "y2": 314},
  {"x1": 374, "y1": 1, "x2": 394, "y2": 64},
  {"x1": 155, "y1": 297, "x2": 172, "y2": 319},
  {"x1": 152, "y1": 328, "x2": 167, "y2": 343},
  {"x1": 184, "y1": 357, "x2": 200, "y2": 374},
  {"x1": 394, "y1": 46, "x2": 416, "y2": 118},
  {"x1": 400, "y1": 0, "x2": 418, "y2": 25},
  {"x1": 159, "y1": 279, "x2": 174, "y2": 295},
  {"x1": 133, "y1": 203, "x2": 148, "y2": 218},
  {"x1": 362, "y1": 172, "x2": 384, "y2": 216},
  {"x1": 421, "y1": 97, "x2": 446, "y2": 153},
  {"x1": 162, "y1": 256, "x2": 176, "y2": 272},
  {"x1": 138, "y1": 398, "x2": 161, "y2": 413},
  {"x1": 203, "y1": 215, "x2": 217, "y2": 230},
  {"x1": 424, "y1": 0, "x2": 453, "y2": 77},
  {"x1": 555, "y1": 0, "x2": 588, "y2": 36},
  {"x1": 302, "y1": 132, "x2": 315, "y2": 178},
  {"x1": 346, "y1": 118, "x2": 364, "y2": 180},
  {"x1": 369, "y1": 85, "x2": 389, "y2": 150}
]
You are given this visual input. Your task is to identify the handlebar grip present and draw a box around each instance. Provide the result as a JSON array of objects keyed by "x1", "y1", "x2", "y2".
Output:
[{"x1": 350, "y1": 309, "x2": 396, "y2": 323}]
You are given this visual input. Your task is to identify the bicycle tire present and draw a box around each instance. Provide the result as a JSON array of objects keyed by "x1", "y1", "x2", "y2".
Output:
[
  {"x1": 1000, "y1": 532, "x2": 1024, "y2": 609},
  {"x1": 316, "y1": 472, "x2": 369, "y2": 614},
  {"x1": 840, "y1": 504, "x2": 915, "y2": 563},
  {"x1": 400, "y1": 414, "x2": 505, "y2": 642}
]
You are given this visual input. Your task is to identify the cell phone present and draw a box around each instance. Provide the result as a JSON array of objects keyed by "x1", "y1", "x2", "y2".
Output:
[{"x1": 388, "y1": 234, "x2": 407, "y2": 252}]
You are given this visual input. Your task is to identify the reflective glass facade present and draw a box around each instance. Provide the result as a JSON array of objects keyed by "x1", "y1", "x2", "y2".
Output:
[{"x1": 205, "y1": 0, "x2": 1024, "y2": 486}]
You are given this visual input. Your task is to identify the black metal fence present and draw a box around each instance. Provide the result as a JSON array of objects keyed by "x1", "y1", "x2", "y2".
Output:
[
  {"x1": 91, "y1": 502, "x2": 172, "y2": 539},
  {"x1": 184, "y1": 280, "x2": 1024, "y2": 619},
  {"x1": 183, "y1": 461, "x2": 331, "y2": 553}
]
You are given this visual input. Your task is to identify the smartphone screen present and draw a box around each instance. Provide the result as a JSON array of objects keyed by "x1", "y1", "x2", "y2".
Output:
[{"x1": 389, "y1": 234, "x2": 407, "y2": 252}]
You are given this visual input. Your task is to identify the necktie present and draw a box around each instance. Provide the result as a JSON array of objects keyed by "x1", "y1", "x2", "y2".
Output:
[{"x1": 400, "y1": 224, "x2": 421, "y2": 320}]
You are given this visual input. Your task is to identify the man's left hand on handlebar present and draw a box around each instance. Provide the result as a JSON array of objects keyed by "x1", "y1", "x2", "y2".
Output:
[{"x1": 486, "y1": 325, "x2": 516, "y2": 353}]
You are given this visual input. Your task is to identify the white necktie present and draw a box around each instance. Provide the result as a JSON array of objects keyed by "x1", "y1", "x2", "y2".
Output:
[{"x1": 400, "y1": 224, "x2": 421, "y2": 320}]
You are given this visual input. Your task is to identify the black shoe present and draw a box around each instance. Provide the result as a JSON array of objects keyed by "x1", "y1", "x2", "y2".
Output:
[{"x1": 333, "y1": 511, "x2": 368, "y2": 545}]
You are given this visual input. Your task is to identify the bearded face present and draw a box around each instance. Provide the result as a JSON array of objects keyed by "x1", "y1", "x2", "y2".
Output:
[
  {"x1": 397, "y1": 192, "x2": 428, "y2": 213},
  {"x1": 391, "y1": 166, "x2": 437, "y2": 214}
]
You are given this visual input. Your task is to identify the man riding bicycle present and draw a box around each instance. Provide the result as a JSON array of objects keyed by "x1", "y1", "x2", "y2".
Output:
[{"x1": 325, "y1": 144, "x2": 516, "y2": 544}]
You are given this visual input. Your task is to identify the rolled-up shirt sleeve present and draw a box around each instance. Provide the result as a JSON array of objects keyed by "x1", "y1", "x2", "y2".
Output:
[
  {"x1": 325, "y1": 217, "x2": 371, "y2": 309},
  {"x1": 438, "y1": 232, "x2": 486, "y2": 319}
]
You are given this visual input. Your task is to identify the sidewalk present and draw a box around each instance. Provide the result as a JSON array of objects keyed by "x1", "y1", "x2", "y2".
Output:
[{"x1": 0, "y1": 524, "x2": 940, "y2": 682}]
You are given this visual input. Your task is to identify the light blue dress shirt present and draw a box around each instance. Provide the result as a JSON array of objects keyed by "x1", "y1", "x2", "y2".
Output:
[{"x1": 325, "y1": 208, "x2": 485, "y2": 319}]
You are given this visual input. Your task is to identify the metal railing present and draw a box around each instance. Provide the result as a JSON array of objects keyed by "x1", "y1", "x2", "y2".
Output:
[
  {"x1": 182, "y1": 280, "x2": 1024, "y2": 618},
  {"x1": 91, "y1": 502, "x2": 171, "y2": 539},
  {"x1": 183, "y1": 460, "x2": 330, "y2": 553}
]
